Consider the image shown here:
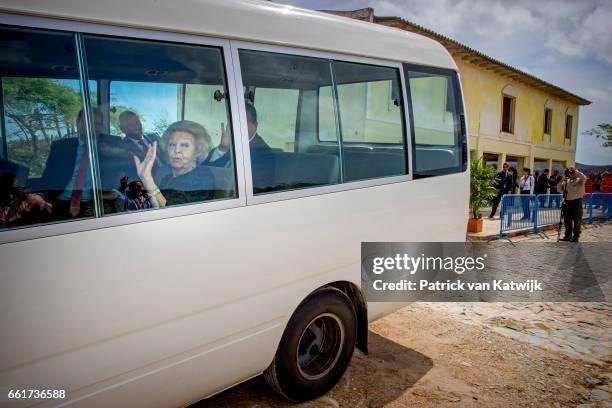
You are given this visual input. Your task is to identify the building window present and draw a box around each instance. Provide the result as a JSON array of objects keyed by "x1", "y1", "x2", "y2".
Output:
[
  {"x1": 564, "y1": 114, "x2": 573, "y2": 141},
  {"x1": 543, "y1": 108, "x2": 552, "y2": 136},
  {"x1": 501, "y1": 95, "x2": 515, "y2": 134}
]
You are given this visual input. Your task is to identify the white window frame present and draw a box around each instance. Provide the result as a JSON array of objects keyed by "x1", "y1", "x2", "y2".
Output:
[
  {"x1": 0, "y1": 13, "x2": 247, "y2": 244},
  {"x1": 229, "y1": 41, "x2": 414, "y2": 207}
]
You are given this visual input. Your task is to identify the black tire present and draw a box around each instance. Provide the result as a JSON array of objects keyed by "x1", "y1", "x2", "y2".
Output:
[{"x1": 263, "y1": 287, "x2": 357, "y2": 402}]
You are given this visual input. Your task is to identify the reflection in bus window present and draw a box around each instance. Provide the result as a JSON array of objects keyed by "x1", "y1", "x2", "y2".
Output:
[
  {"x1": 82, "y1": 34, "x2": 237, "y2": 213},
  {"x1": 0, "y1": 26, "x2": 91, "y2": 228}
]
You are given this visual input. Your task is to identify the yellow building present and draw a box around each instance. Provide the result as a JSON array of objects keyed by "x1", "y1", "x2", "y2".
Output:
[{"x1": 327, "y1": 8, "x2": 591, "y2": 173}]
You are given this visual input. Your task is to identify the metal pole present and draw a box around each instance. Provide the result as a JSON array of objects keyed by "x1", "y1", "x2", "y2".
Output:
[
  {"x1": 0, "y1": 78, "x2": 7, "y2": 160},
  {"x1": 75, "y1": 33, "x2": 103, "y2": 219},
  {"x1": 329, "y1": 61, "x2": 345, "y2": 183},
  {"x1": 557, "y1": 190, "x2": 567, "y2": 242}
]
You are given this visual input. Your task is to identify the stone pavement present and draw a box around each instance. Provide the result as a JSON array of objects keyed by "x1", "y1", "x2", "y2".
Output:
[
  {"x1": 424, "y1": 300, "x2": 612, "y2": 407},
  {"x1": 440, "y1": 222, "x2": 612, "y2": 407},
  {"x1": 467, "y1": 206, "x2": 549, "y2": 241}
]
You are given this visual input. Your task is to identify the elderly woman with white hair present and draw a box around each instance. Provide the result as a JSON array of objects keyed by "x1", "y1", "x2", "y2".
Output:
[{"x1": 134, "y1": 120, "x2": 215, "y2": 208}]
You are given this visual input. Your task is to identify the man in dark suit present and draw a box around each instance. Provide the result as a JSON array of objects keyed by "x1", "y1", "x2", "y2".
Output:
[
  {"x1": 548, "y1": 169, "x2": 562, "y2": 208},
  {"x1": 202, "y1": 122, "x2": 233, "y2": 168},
  {"x1": 489, "y1": 162, "x2": 513, "y2": 218},
  {"x1": 203, "y1": 103, "x2": 275, "y2": 192},
  {"x1": 535, "y1": 168, "x2": 549, "y2": 207},
  {"x1": 204, "y1": 103, "x2": 272, "y2": 165},
  {"x1": 38, "y1": 108, "x2": 135, "y2": 219},
  {"x1": 118, "y1": 110, "x2": 164, "y2": 168}
]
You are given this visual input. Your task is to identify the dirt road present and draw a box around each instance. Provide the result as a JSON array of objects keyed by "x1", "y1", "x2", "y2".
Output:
[{"x1": 197, "y1": 223, "x2": 611, "y2": 407}]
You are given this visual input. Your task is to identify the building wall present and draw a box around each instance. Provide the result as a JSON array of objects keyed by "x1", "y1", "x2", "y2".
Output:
[{"x1": 456, "y1": 58, "x2": 578, "y2": 171}]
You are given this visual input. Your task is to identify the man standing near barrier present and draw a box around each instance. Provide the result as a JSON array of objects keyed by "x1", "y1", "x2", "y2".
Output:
[
  {"x1": 535, "y1": 169, "x2": 549, "y2": 207},
  {"x1": 549, "y1": 170, "x2": 562, "y2": 208},
  {"x1": 489, "y1": 163, "x2": 513, "y2": 218},
  {"x1": 558, "y1": 167, "x2": 586, "y2": 242}
]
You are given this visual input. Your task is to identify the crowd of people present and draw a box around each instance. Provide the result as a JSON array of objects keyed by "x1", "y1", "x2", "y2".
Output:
[
  {"x1": 585, "y1": 172, "x2": 612, "y2": 194},
  {"x1": 490, "y1": 163, "x2": 559, "y2": 218},
  {"x1": 489, "y1": 163, "x2": 612, "y2": 218},
  {"x1": 487, "y1": 162, "x2": 611, "y2": 242}
]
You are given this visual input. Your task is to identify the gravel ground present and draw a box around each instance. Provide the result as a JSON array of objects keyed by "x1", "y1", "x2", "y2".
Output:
[{"x1": 195, "y1": 222, "x2": 612, "y2": 408}]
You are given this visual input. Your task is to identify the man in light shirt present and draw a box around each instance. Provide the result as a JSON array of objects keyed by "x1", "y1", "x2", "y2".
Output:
[{"x1": 558, "y1": 167, "x2": 586, "y2": 242}]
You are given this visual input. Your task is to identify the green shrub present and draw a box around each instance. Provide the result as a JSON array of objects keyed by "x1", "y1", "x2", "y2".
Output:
[{"x1": 470, "y1": 158, "x2": 497, "y2": 219}]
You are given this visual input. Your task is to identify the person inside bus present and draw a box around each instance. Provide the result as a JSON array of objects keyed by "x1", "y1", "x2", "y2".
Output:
[
  {"x1": 204, "y1": 103, "x2": 272, "y2": 166},
  {"x1": 202, "y1": 122, "x2": 232, "y2": 168},
  {"x1": 203, "y1": 103, "x2": 275, "y2": 192},
  {"x1": 134, "y1": 120, "x2": 215, "y2": 207},
  {"x1": 118, "y1": 110, "x2": 164, "y2": 173},
  {"x1": 38, "y1": 108, "x2": 132, "y2": 219}
]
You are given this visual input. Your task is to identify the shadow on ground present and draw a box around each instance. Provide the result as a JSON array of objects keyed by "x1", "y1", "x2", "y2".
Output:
[{"x1": 194, "y1": 331, "x2": 432, "y2": 407}]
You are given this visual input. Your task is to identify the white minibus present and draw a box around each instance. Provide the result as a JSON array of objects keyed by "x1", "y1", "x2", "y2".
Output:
[{"x1": 0, "y1": 0, "x2": 469, "y2": 406}]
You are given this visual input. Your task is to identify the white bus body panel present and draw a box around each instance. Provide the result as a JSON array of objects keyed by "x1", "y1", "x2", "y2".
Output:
[
  {"x1": 0, "y1": 0, "x2": 456, "y2": 71},
  {"x1": 0, "y1": 173, "x2": 468, "y2": 406}
]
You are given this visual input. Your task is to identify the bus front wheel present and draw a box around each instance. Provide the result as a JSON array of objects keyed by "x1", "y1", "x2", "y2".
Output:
[{"x1": 263, "y1": 287, "x2": 357, "y2": 402}]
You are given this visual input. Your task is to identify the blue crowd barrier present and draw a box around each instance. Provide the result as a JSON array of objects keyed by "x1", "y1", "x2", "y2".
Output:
[
  {"x1": 590, "y1": 192, "x2": 612, "y2": 221},
  {"x1": 497, "y1": 194, "x2": 538, "y2": 241},
  {"x1": 494, "y1": 192, "x2": 611, "y2": 242},
  {"x1": 582, "y1": 193, "x2": 593, "y2": 224},
  {"x1": 535, "y1": 194, "x2": 562, "y2": 229}
]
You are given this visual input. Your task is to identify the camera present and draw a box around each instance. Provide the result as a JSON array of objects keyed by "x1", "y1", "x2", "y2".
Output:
[{"x1": 564, "y1": 168, "x2": 575, "y2": 177}]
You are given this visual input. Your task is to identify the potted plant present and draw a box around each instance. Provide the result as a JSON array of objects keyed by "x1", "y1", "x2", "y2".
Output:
[{"x1": 468, "y1": 158, "x2": 497, "y2": 232}]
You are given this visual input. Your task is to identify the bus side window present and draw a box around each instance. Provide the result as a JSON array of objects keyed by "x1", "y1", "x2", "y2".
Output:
[
  {"x1": 403, "y1": 66, "x2": 465, "y2": 177},
  {"x1": 329, "y1": 61, "x2": 407, "y2": 182},
  {"x1": 0, "y1": 26, "x2": 90, "y2": 229},
  {"x1": 238, "y1": 50, "x2": 341, "y2": 195},
  {"x1": 81, "y1": 35, "x2": 238, "y2": 212}
]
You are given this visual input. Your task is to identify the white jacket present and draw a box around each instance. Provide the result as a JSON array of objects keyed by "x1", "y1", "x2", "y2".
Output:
[{"x1": 519, "y1": 175, "x2": 534, "y2": 194}]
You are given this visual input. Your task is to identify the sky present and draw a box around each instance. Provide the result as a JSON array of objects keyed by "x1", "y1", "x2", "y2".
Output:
[{"x1": 278, "y1": 0, "x2": 612, "y2": 165}]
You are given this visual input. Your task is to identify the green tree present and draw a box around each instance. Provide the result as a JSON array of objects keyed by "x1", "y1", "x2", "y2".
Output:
[
  {"x1": 152, "y1": 113, "x2": 171, "y2": 137},
  {"x1": 582, "y1": 123, "x2": 612, "y2": 147},
  {"x1": 3, "y1": 78, "x2": 82, "y2": 175}
]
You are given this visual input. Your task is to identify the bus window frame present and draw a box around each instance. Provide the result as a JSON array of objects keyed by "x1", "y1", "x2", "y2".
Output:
[
  {"x1": 230, "y1": 41, "x2": 414, "y2": 207},
  {"x1": 402, "y1": 63, "x2": 467, "y2": 178},
  {"x1": 0, "y1": 13, "x2": 247, "y2": 244}
]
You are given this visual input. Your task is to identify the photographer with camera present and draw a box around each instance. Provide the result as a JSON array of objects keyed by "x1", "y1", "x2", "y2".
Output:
[{"x1": 558, "y1": 167, "x2": 586, "y2": 242}]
